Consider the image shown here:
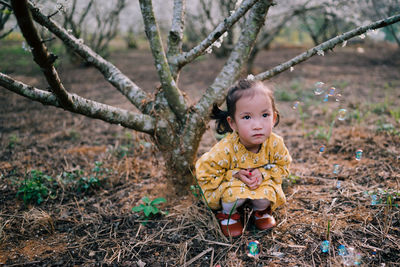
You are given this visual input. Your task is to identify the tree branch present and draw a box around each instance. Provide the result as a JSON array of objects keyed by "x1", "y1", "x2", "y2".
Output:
[
  {"x1": 194, "y1": 0, "x2": 273, "y2": 119},
  {"x1": 0, "y1": 0, "x2": 11, "y2": 9},
  {"x1": 11, "y1": 0, "x2": 74, "y2": 109},
  {"x1": 0, "y1": 24, "x2": 16, "y2": 39},
  {"x1": 167, "y1": 0, "x2": 185, "y2": 62},
  {"x1": 172, "y1": 0, "x2": 261, "y2": 69},
  {"x1": 0, "y1": 72, "x2": 156, "y2": 134},
  {"x1": 255, "y1": 13, "x2": 400, "y2": 81},
  {"x1": 27, "y1": 1, "x2": 150, "y2": 113},
  {"x1": 139, "y1": 0, "x2": 187, "y2": 120}
]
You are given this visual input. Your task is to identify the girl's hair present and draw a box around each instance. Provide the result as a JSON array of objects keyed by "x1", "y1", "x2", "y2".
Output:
[{"x1": 211, "y1": 79, "x2": 280, "y2": 134}]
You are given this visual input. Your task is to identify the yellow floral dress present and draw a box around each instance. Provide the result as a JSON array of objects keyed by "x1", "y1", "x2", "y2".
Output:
[{"x1": 195, "y1": 132, "x2": 291, "y2": 211}]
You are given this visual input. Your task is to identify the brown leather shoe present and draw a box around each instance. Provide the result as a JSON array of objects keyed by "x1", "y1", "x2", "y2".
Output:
[
  {"x1": 254, "y1": 207, "x2": 276, "y2": 231},
  {"x1": 216, "y1": 212, "x2": 243, "y2": 237}
]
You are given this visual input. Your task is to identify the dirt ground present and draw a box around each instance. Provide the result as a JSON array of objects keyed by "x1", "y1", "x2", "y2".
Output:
[{"x1": 0, "y1": 43, "x2": 400, "y2": 266}]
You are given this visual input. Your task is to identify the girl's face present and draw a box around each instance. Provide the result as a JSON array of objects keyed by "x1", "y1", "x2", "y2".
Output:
[{"x1": 227, "y1": 89, "x2": 276, "y2": 153}]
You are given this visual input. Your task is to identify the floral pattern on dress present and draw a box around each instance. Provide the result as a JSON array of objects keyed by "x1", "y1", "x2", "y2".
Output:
[{"x1": 195, "y1": 132, "x2": 291, "y2": 210}]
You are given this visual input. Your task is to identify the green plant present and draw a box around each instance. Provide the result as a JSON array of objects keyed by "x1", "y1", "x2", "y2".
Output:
[
  {"x1": 287, "y1": 174, "x2": 300, "y2": 184},
  {"x1": 76, "y1": 161, "x2": 109, "y2": 193},
  {"x1": 282, "y1": 174, "x2": 300, "y2": 190},
  {"x1": 376, "y1": 121, "x2": 400, "y2": 136},
  {"x1": 77, "y1": 176, "x2": 100, "y2": 193},
  {"x1": 16, "y1": 170, "x2": 53, "y2": 205},
  {"x1": 370, "y1": 102, "x2": 389, "y2": 115},
  {"x1": 314, "y1": 120, "x2": 335, "y2": 142},
  {"x1": 67, "y1": 129, "x2": 80, "y2": 141},
  {"x1": 326, "y1": 220, "x2": 331, "y2": 239},
  {"x1": 365, "y1": 188, "x2": 400, "y2": 208},
  {"x1": 275, "y1": 89, "x2": 297, "y2": 102},
  {"x1": 7, "y1": 133, "x2": 20, "y2": 149},
  {"x1": 349, "y1": 108, "x2": 370, "y2": 124},
  {"x1": 389, "y1": 107, "x2": 400, "y2": 123},
  {"x1": 190, "y1": 185, "x2": 201, "y2": 198},
  {"x1": 132, "y1": 196, "x2": 168, "y2": 224}
]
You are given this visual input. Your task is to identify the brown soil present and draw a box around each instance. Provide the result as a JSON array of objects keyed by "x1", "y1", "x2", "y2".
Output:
[{"x1": 1, "y1": 43, "x2": 400, "y2": 266}]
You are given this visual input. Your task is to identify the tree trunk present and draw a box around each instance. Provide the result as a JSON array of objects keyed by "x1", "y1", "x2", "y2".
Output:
[{"x1": 154, "y1": 108, "x2": 208, "y2": 194}]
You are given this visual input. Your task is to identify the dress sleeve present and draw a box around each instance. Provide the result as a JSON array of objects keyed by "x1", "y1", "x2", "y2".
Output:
[
  {"x1": 195, "y1": 143, "x2": 234, "y2": 194},
  {"x1": 262, "y1": 135, "x2": 292, "y2": 184}
]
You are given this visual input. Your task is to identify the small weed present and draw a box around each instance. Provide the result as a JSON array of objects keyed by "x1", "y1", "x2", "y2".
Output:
[
  {"x1": 349, "y1": 108, "x2": 370, "y2": 124},
  {"x1": 76, "y1": 161, "x2": 109, "y2": 193},
  {"x1": 77, "y1": 176, "x2": 101, "y2": 193},
  {"x1": 61, "y1": 162, "x2": 110, "y2": 194},
  {"x1": 67, "y1": 129, "x2": 80, "y2": 141},
  {"x1": 283, "y1": 174, "x2": 300, "y2": 189},
  {"x1": 132, "y1": 196, "x2": 168, "y2": 225},
  {"x1": 365, "y1": 188, "x2": 400, "y2": 207},
  {"x1": 389, "y1": 107, "x2": 400, "y2": 123},
  {"x1": 331, "y1": 80, "x2": 349, "y2": 89},
  {"x1": 7, "y1": 133, "x2": 20, "y2": 149},
  {"x1": 370, "y1": 102, "x2": 389, "y2": 115},
  {"x1": 376, "y1": 121, "x2": 400, "y2": 136},
  {"x1": 275, "y1": 89, "x2": 297, "y2": 102},
  {"x1": 60, "y1": 169, "x2": 84, "y2": 185},
  {"x1": 16, "y1": 170, "x2": 54, "y2": 205},
  {"x1": 275, "y1": 79, "x2": 307, "y2": 102},
  {"x1": 190, "y1": 185, "x2": 201, "y2": 198}
]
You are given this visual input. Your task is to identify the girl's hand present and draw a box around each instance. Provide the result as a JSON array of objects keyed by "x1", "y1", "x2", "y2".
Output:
[
  {"x1": 247, "y1": 168, "x2": 263, "y2": 190},
  {"x1": 234, "y1": 168, "x2": 262, "y2": 190}
]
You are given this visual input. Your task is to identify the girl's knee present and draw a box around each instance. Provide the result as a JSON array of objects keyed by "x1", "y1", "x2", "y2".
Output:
[{"x1": 251, "y1": 198, "x2": 271, "y2": 210}]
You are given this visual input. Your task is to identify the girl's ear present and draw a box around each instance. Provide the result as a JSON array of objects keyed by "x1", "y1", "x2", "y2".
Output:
[
  {"x1": 273, "y1": 112, "x2": 278, "y2": 126},
  {"x1": 227, "y1": 116, "x2": 238, "y2": 132}
]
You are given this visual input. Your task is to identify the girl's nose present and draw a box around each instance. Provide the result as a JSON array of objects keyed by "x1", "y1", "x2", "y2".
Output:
[{"x1": 253, "y1": 119, "x2": 262, "y2": 129}]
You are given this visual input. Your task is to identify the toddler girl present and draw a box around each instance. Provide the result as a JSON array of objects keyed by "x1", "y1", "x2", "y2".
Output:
[{"x1": 195, "y1": 79, "x2": 291, "y2": 237}]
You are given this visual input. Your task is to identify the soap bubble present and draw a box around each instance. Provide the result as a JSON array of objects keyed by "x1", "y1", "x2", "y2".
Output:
[
  {"x1": 323, "y1": 94, "x2": 329, "y2": 102},
  {"x1": 371, "y1": 194, "x2": 379, "y2": 205},
  {"x1": 320, "y1": 240, "x2": 329, "y2": 253},
  {"x1": 319, "y1": 145, "x2": 325, "y2": 154},
  {"x1": 333, "y1": 164, "x2": 340, "y2": 174},
  {"x1": 247, "y1": 240, "x2": 261, "y2": 258},
  {"x1": 337, "y1": 109, "x2": 347, "y2": 121},
  {"x1": 371, "y1": 249, "x2": 377, "y2": 256},
  {"x1": 328, "y1": 87, "x2": 336, "y2": 96},
  {"x1": 336, "y1": 181, "x2": 341, "y2": 189},
  {"x1": 314, "y1": 82, "x2": 325, "y2": 95},
  {"x1": 338, "y1": 245, "x2": 348, "y2": 256},
  {"x1": 292, "y1": 101, "x2": 300, "y2": 110},
  {"x1": 341, "y1": 247, "x2": 362, "y2": 266},
  {"x1": 335, "y1": 93, "x2": 342, "y2": 102},
  {"x1": 22, "y1": 41, "x2": 32, "y2": 52},
  {"x1": 355, "y1": 149, "x2": 363, "y2": 161}
]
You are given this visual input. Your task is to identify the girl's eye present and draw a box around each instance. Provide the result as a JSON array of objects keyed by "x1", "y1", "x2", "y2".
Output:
[
  {"x1": 243, "y1": 115, "x2": 251, "y2": 120},
  {"x1": 262, "y1": 113, "x2": 269, "y2": 118}
]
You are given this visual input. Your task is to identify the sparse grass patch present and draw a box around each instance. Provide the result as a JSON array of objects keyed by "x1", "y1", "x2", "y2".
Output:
[
  {"x1": 376, "y1": 120, "x2": 400, "y2": 136},
  {"x1": 389, "y1": 107, "x2": 400, "y2": 123}
]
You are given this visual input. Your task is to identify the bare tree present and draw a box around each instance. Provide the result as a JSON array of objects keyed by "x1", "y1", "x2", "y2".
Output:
[
  {"x1": 1, "y1": 0, "x2": 400, "y2": 193},
  {"x1": 247, "y1": 3, "x2": 321, "y2": 72},
  {"x1": 185, "y1": 0, "x2": 241, "y2": 57},
  {"x1": 371, "y1": 0, "x2": 400, "y2": 47},
  {"x1": 60, "y1": 0, "x2": 126, "y2": 61},
  {"x1": 0, "y1": 0, "x2": 15, "y2": 39}
]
